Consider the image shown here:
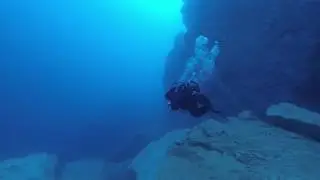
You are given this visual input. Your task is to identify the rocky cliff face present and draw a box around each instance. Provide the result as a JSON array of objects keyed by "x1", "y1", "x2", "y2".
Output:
[{"x1": 164, "y1": 0, "x2": 320, "y2": 115}]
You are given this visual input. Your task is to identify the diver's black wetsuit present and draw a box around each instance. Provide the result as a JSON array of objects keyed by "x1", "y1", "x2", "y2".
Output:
[
  {"x1": 187, "y1": 93, "x2": 213, "y2": 117},
  {"x1": 165, "y1": 81, "x2": 199, "y2": 110},
  {"x1": 165, "y1": 81, "x2": 215, "y2": 117}
]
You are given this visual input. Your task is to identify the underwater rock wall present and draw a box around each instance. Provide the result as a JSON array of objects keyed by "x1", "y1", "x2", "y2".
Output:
[{"x1": 164, "y1": 0, "x2": 320, "y2": 115}]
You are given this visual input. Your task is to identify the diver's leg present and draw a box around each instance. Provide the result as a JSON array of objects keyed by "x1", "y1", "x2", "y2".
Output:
[{"x1": 189, "y1": 108, "x2": 203, "y2": 117}]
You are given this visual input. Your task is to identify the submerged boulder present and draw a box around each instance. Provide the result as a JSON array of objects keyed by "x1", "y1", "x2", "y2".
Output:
[
  {"x1": 133, "y1": 103, "x2": 320, "y2": 179},
  {"x1": 265, "y1": 102, "x2": 320, "y2": 143},
  {"x1": 60, "y1": 159, "x2": 106, "y2": 180},
  {"x1": 267, "y1": 102, "x2": 320, "y2": 126},
  {"x1": 0, "y1": 153, "x2": 57, "y2": 180},
  {"x1": 60, "y1": 158, "x2": 133, "y2": 180}
]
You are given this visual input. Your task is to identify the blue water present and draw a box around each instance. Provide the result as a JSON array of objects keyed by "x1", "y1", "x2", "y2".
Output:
[{"x1": 0, "y1": 0, "x2": 184, "y2": 161}]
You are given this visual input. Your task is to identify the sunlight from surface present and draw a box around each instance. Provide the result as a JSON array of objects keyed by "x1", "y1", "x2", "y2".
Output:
[{"x1": 131, "y1": 0, "x2": 183, "y2": 22}]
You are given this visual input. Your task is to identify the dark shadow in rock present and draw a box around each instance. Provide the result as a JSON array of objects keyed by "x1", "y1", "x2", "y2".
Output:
[
  {"x1": 107, "y1": 167, "x2": 137, "y2": 180},
  {"x1": 263, "y1": 116, "x2": 320, "y2": 143},
  {"x1": 294, "y1": 41, "x2": 320, "y2": 113},
  {"x1": 109, "y1": 134, "x2": 152, "y2": 163},
  {"x1": 168, "y1": 147, "x2": 204, "y2": 163}
]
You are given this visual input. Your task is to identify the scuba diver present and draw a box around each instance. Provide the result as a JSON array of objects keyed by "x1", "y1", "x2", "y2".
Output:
[
  {"x1": 165, "y1": 81, "x2": 219, "y2": 117},
  {"x1": 164, "y1": 35, "x2": 221, "y2": 118}
]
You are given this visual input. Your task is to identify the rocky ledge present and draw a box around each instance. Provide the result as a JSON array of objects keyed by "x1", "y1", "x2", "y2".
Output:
[{"x1": 132, "y1": 103, "x2": 320, "y2": 180}]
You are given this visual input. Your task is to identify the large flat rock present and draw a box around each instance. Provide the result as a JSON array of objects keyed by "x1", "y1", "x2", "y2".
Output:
[
  {"x1": 267, "y1": 102, "x2": 320, "y2": 126},
  {"x1": 134, "y1": 103, "x2": 320, "y2": 180}
]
